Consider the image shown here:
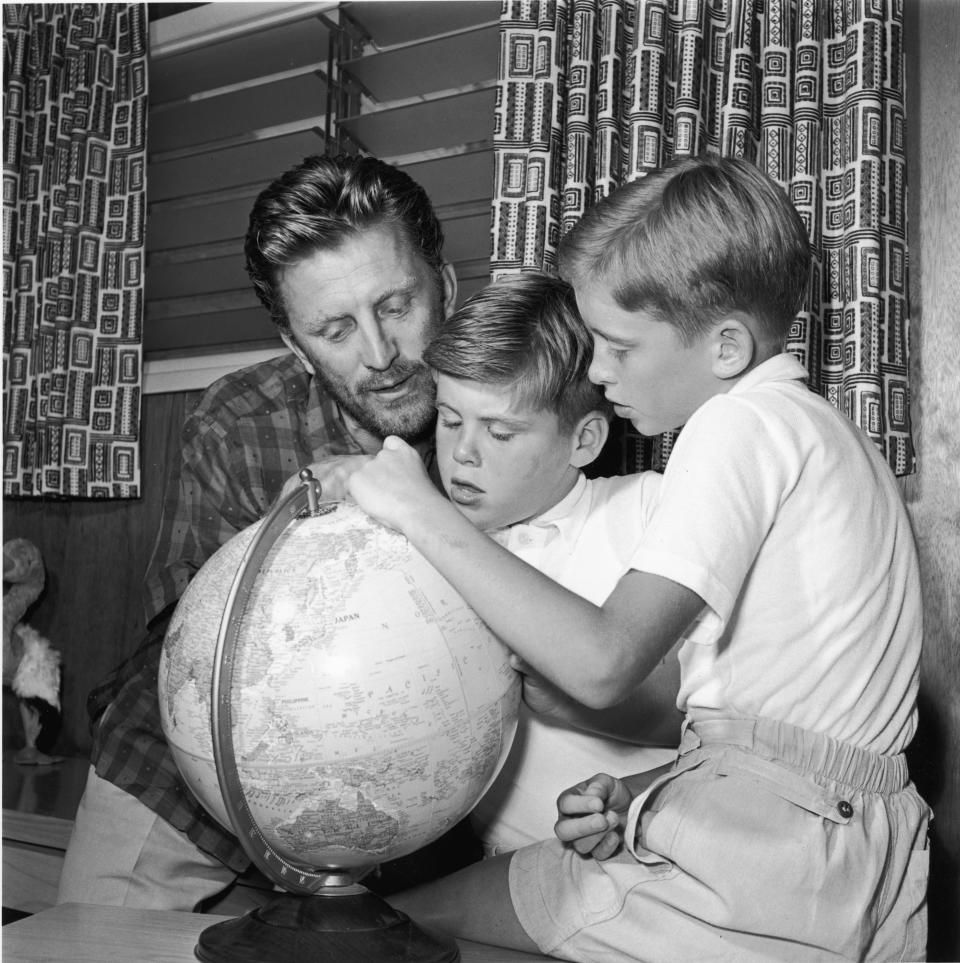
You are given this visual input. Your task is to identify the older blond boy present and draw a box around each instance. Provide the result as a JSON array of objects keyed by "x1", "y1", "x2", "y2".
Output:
[{"x1": 350, "y1": 156, "x2": 929, "y2": 961}]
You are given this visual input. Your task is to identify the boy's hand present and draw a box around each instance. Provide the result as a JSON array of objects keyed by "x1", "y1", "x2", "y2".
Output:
[
  {"x1": 279, "y1": 454, "x2": 373, "y2": 502},
  {"x1": 509, "y1": 653, "x2": 574, "y2": 722},
  {"x1": 555, "y1": 773, "x2": 633, "y2": 860},
  {"x1": 347, "y1": 436, "x2": 442, "y2": 532}
]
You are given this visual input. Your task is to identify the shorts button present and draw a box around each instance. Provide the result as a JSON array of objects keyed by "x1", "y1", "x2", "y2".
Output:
[{"x1": 838, "y1": 800, "x2": 854, "y2": 818}]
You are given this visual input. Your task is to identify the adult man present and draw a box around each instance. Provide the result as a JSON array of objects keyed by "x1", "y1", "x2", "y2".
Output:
[{"x1": 57, "y1": 154, "x2": 467, "y2": 911}]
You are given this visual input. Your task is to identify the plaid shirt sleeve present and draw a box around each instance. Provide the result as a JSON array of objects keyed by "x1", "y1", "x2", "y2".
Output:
[
  {"x1": 89, "y1": 354, "x2": 365, "y2": 872},
  {"x1": 142, "y1": 354, "x2": 360, "y2": 625}
]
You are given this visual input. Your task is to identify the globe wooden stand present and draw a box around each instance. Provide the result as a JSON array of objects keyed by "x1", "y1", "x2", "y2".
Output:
[
  {"x1": 195, "y1": 886, "x2": 459, "y2": 963},
  {"x1": 198, "y1": 473, "x2": 459, "y2": 963}
]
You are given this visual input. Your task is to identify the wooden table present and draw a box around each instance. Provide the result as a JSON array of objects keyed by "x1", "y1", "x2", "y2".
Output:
[{"x1": 2, "y1": 903, "x2": 555, "y2": 962}]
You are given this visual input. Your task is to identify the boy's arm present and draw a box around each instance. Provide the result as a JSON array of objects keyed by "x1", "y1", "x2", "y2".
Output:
[
  {"x1": 348, "y1": 437, "x2": 704, "y2": 709},
  {"x1": 513, "y1": 650, "x2": 682, "y2": 746}
]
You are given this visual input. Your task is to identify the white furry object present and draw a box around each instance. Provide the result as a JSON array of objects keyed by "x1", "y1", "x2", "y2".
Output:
[{"x1": 11, "y1": 624, "x2": 61, "y2": 709}]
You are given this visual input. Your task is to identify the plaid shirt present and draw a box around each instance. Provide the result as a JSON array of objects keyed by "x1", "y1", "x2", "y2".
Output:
[{"x1": 88, "y1": 352, "x2": 386, "y2": 872}]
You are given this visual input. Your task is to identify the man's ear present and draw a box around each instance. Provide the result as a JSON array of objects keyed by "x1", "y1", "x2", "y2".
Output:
[
  {"x1": 711, "y1": 315, "x2": 755, "y2": 380},
  {"x1": 439, "y1": 262, "x2": 458, "y2": 319},
  {"x1": 281, "y1": 329, "x2": 315, "y2": 376},
  {"x1": 569, "y1": 411, "x2": 610, "y2": 469}
]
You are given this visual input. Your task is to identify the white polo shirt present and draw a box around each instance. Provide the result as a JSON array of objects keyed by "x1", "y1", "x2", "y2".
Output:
[
  {"x1": 472, "y1": 471, "x2": 678, "y2": 855},
  {"x1": 630, "y1": 354, "x2": 922, "y2": 755}
]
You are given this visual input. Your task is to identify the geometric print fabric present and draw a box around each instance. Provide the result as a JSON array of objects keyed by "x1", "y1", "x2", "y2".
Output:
[
  {"x1": 3, "y1": 3, "x2": 147, "y2": 497},
  {"x1": 493, "y1": 0, "x2": 915, "y2": 475}
]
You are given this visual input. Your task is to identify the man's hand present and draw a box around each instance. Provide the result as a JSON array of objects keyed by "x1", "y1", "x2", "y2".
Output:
[
  {"x1": 279, "y1": 454, "x2": 374, "y2": 502},
  {"x1": 347, "y1": 436, "x2": 444, "y2": 532},
  {"x1": 555, "y1": 773, "x2": 633, "y2": 860}
]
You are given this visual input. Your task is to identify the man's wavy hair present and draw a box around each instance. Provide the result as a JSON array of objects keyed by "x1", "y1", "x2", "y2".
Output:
[
  {"x1": 558, "y1": 154, "x2": 811, "y2": 347},
  {"x1": 245, "y1": 154, "x2": 445, "y2": 330},
  {"x1": 425, "y1": 273, "x2": 610, "y2": 432}
]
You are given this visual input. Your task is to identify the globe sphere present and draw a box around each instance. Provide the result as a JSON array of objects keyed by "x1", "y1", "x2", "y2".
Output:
[{"x1": 158, "y1": 500, "x2": 520, "y2": 877}]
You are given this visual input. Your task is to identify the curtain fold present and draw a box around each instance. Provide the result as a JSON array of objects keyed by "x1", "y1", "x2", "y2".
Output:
[
  {"x1": 3, "y1": 3, "x2": 148, "y2": 498},
  {"x1": 492, "y1": 0, "x2": 914, "y2": 476}
]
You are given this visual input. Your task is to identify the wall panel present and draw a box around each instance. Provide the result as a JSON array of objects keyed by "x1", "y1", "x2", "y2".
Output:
[
  {"x1": 902, "y1": 2, "x2": 960, "y2": 960},
  {"x1": 3, "y1": 391, "x2": 199, "y2": 757}
]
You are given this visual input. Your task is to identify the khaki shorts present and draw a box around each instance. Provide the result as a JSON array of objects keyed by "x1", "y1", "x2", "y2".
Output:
[{"x1": 510, "y1": 717, "x2": 931, "y2": 962}]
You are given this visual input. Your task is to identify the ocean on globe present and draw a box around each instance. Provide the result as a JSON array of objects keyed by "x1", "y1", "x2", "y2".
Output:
[{"x1": 158, "y1": 500, "x2": 520, "y2": 875}]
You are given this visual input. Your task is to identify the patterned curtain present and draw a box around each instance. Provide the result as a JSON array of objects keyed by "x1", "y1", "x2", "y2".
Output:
[
  {"x1": 492, "y1": 0, "x2": 914, "y2": 476},
  {"x1": 3, "y1": 3, "x2": 148, "y2": 498}
]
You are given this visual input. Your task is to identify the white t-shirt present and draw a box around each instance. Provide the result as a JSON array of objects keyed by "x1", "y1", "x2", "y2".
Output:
[
  {"x1": 472, "y1": 471, "x2": 678, "y2": 856},
  {"x1": 630, "y1": 353, "x2": 921, "y2": 755}
]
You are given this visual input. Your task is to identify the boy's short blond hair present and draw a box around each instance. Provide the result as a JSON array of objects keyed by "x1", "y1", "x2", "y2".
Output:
[
  {"x1": 425, "y1": 273, "x2": 609, "y2": 431},
  {"x1": 557, "y1": 155, "x2": 811, "y2": 347}
]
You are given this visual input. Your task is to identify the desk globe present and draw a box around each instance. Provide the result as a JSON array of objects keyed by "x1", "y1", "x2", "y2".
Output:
[{"x1": 158, "y1": 475, "x2": 520, "y2": 962}]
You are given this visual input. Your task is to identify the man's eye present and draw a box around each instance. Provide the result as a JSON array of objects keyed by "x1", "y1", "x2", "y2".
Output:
[
  {"x1": 320, "y1": 325, "x2": 350, "y2": 343},
  {"x1": 489, "y1": 429, "x2": 515, "y2": 442},
  {"x1": 380, "y1": 300, "x2": 410, "y2": 318}
]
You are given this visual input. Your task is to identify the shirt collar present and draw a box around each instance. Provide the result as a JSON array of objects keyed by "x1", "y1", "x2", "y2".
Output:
[
  {"x1": 490, "y1": 472, "x2": 591, "y2": 556},
  {"x1": 729, "y1": 352, "x2": 809, "y2": 395}
]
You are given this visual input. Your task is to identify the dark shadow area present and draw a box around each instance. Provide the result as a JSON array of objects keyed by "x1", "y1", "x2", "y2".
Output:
[
  {"x1": 906, "y1": 688, "x2": 957, "y2": 962},
  {"x1": 2, "y1": 907, "x2": 32, "y2": 925},
  {"x1": 2, "y1": 690, "x2": 62, "y2": 757},
  {"x1": 147, "y1": 3, "x2": 207, "y2": 22}
]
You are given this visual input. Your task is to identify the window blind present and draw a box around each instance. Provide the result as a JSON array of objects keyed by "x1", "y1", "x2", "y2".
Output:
[{"x1": 144, "y1": 0, "x2": 499, "y2": 393}]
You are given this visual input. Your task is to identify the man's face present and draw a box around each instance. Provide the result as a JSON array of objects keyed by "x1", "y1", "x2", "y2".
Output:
[
  {"x1": 575, "y1": 282, "x2": 716, "y2": 437},
  {"x1": 278, "y1": 222, "x2": 456, "y2": 445},
  {"x1": 435, "y1": 374, "x2": 582, "y2": 533}
]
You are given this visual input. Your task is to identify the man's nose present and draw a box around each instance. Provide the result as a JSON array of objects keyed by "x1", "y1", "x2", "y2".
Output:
[{"x1": 361, "y1": 321, "x2": 399, "y2": 371}]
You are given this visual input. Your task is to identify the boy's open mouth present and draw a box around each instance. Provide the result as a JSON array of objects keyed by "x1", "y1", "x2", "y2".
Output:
[{"x1": 449, "y1": 478, "x2": 484, "y2": 506}]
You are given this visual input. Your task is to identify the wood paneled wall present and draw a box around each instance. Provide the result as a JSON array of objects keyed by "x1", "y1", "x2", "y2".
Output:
[
  {"x1": 3, "y1": 390, "x2": 199, "y2": 756},
  {"x1": 901, "y1": 2, "x2": 960, "y2": 960}
]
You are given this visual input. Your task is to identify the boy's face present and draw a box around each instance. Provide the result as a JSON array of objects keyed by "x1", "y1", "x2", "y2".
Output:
[
  {"x1": 434, "y1": 374, "x2": 582, "y2": 533},
  {"x1": 575, "y1": 282, "x2": 717, "y2": 436}
]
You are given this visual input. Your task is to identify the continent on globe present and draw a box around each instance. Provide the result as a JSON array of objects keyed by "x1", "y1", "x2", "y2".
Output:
[{"x1": 159, "y1": 500, "x2": 520, "y2": 878}]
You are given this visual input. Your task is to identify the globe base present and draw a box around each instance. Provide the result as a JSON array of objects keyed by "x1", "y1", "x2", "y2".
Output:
[{"x1": 194, "y1": 888, "x2": 460, "y2": 963}]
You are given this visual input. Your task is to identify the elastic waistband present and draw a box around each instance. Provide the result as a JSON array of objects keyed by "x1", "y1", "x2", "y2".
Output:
[{"x1": 682, "y1": 717, "x2": 909, "y2": 794}]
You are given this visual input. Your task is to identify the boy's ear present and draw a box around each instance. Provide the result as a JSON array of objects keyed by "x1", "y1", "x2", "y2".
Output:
[
  {"x1": 711, "y1": 315, "x2": 755, "y2": 380},
  {"x1": 569, "y1": 411, "x2": 610, "y2": 469}
]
